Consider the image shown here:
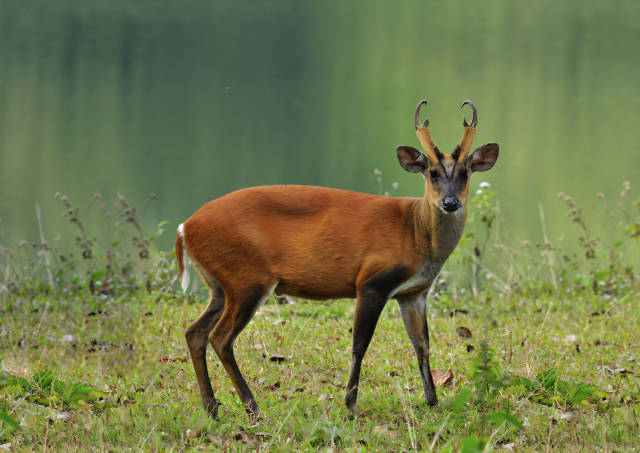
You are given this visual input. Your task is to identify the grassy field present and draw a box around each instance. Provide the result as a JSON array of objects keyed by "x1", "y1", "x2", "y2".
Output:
[
  {"x1": 1, "y1": 186, "x2": 638, "y2": 450},
  {"x1": 1, "y1": 286, "x2": 639, "y2": 451}
]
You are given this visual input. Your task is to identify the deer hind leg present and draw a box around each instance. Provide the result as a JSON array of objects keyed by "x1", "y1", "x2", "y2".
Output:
[
  {"x1": 209, "y1": 281, "x2": 277, "y2": 419},
  {"x1": 185, "y1": 284, "x2": 225, "y2": 417},
  {"x1": 397, "y1": 291, "x2": 438, "y2": 406}
]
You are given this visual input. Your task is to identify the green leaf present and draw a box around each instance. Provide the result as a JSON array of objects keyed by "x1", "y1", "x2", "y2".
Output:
[
  {"x1": 452, "y1": 388, "x2": 472, "y2": 413},
  {"x1": 593, "y1": 270, "x2": 609, "y2": 282},
  {"x1": 460, "y1": 436, "x2": 486, "y2": 453},
  {"x1": 91, "y1": 270, "x2": 107, "y2": 282},
  {"x1": 33, "y1": 370, "x2": 54, "y2": 391},
  {"x1": 566, "y1": 383, "x2": 598, "y2": 405},
  {"x1": 536, "y1": 370, "x2": 557, "y2": 391},
  {"x1": 52, "y1": 379, "x2": 66, "y2": 395},
  {"x1": 485, "y1": 410, "x2": 523, "y2": 429},
  {"x1": 0, "y1": 409, "x2": 19, "y2": 430}
]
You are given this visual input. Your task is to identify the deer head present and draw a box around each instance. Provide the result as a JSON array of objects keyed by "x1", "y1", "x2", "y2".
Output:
[{"x1": 397, "y1": 99, "x2": 499, "y2": 213}]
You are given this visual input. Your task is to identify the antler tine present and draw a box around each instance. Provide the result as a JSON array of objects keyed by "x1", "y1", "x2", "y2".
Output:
[
  {"x1": 414, "y1": 99, "x2": 429, "y2": 129},
  {"x1": 456, "y1": 99, "x2": 478, "y2": 163},
  {"x1": 413, "y1": 99, "x2": 441, "y2": 163},
  {"x1": 461, "y1": 99, "x2": 477, "y2": 128}
]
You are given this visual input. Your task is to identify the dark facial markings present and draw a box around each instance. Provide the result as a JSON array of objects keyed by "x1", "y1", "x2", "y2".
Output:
[
  {"x1": 451, "y1": 145, "x2": 461, "y2": 161},
  {"x1": 428, "y1": 158, "x2": 469, "y2": 201}
]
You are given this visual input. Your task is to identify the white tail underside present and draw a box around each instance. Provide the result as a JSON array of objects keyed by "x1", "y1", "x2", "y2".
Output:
[{"x1": 178, "y1": 223, "x2": 191, "y2": 293}]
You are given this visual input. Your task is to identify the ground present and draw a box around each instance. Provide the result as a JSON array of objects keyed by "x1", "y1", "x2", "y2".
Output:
[{"x1": 1, "y1": 287, "x2": 638, "y2": 451}]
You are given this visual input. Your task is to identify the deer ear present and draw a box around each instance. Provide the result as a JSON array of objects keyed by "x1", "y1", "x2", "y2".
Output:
[
  {"x1": 468, "y1": 143, "x2": 499, "y2": 173},
  {"x1": 396, "y1": 146, "x2": 427, "y2": 173}
]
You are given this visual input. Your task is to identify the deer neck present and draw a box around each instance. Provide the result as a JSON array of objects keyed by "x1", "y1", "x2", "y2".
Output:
[{"x1": 413, "y1": 197, "x2": 467, "y2": 262}]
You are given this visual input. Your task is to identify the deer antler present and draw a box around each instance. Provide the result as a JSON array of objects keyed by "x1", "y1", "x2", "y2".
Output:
[
  {"x1": 461, "y1": 99, "x2": 477, "y2": 128},
  {"x1": 414, "y1": 99, "x2": 442, "y2": 163},
  {"x1": 456, "y1": 99, "x2": 478, "y2": 162}
]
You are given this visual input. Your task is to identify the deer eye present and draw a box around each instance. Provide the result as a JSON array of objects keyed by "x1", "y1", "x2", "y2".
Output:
[{"x1": 429, "y1": 170, "x2": 439, "y2": 181}]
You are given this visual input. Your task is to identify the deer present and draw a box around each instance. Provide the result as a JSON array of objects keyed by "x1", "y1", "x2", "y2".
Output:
[{"x1": 176, "y1": 99, "x2": 499, "y2": 419}]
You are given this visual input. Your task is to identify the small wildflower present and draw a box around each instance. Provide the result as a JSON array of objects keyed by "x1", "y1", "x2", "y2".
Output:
[
  {"x1": 391, "y1": 182, "x2": 399, "y2": 190},
  {"x1": 557, "y1": 192, "x2": 564, "y2": 198},
  {"x1": 373, "y1": 168, "x2": 382, "y2": 176},
  {"x1": 94, "y1": 192, "x2": 102, "y2": 199},
  {"x1": 479, "y1": 181, "x2": 491, "y2": 188},
  {"x1": 522, "y1": 240, "x2": 530, "y2": 248},
  {"x1": 150, "y1": 192, "x2": 157, "y2": 200},
  {"x1": 596, "y1": 193, "x2": 604, "y2": 199},
  {"x1": 54, "y1": 192, "x2": 61, "y2": 199},
  {"x1": 620, "y1": 181, "x2": 630, "y2": 198},
  {"x1": 476, "y1": 189, "x2": 483, "y2": 195}
]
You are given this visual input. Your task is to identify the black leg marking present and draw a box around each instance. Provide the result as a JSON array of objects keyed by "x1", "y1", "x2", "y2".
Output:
[
  {"x1": 185, "y1": 286, "x2": 225, "y2": 417},
  {"x1": 345, "y1": 266, "x2": 411, "y2": 412}
]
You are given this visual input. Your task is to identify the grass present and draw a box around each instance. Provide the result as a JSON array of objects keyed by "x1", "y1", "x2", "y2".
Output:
[
  {"x1": 1, "y1": 288, "x2": 639, "y2": 450},
  {"x1": 0, "y1": 182, "x2": 638, "y2": 450}
]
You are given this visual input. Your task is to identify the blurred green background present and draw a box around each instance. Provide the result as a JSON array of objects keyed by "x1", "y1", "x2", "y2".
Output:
[{"x1": 1, "y1": 0, "x2": 639, "y2": 250}]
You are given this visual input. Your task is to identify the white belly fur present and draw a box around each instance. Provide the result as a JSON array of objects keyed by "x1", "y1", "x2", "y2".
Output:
[{"x1": 390, "y1": 262, "x2": 442, "y2": 298}]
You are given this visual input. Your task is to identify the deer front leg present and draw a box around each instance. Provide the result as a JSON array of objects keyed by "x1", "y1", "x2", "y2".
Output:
[
  {"x1": 397, "y1": 291, "x2": 438, "y2": 406},
  {"x1": 345, "y1": 286, "x2": 388, "y2": 413}
]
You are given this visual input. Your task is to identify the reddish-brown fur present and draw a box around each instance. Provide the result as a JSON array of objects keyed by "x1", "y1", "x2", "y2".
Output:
[
  {"x1": 178, "y1": 99, "x2": 499, "y2": 419},
  {"x1": 182, "y1": 186, "x2": 424, "y2": 300}
]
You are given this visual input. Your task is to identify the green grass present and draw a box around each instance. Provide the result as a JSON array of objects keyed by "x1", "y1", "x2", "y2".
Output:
[
  {"x1": 1, "y1": 287, "x2": 639, "y2": 451},
  {"x1": 1, "y1": 184, "x2": 638, "y2": 450}
]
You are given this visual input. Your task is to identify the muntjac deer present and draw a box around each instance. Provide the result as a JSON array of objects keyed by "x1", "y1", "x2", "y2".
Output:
[{"x1": 176, "y1": 99, "x2": 499, "y2": 419}]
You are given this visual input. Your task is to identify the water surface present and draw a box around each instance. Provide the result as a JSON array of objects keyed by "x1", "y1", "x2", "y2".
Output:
[{"x1": 1, "y1": 0, "x2": 639, "y2": 251}]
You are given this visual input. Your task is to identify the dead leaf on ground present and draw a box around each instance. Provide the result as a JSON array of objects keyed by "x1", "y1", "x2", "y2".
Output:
[
  {"x1": 456, "y1": 326, "x2": 473, "y2": 338},
  {"x1": 159, "y1": 357, "x2": 187, "y2": 363},
  {"x1": 431, "y1": 369, "x2": 454, "y2": 386},
  {"x1": 600, "y1": 366, "x2": 631, "y2": 376},
  {"x1": 232, "y1": 430, "x2": 250, "y2": 442},
  {"x1": 49, "y1": 411, "x2": 72, "y2": 422},
  {"x1": 449, "y1": 309, "x2": 469, "y2": 317},
  {"x1": 269, "y1": 353, "x2": 291, "y2": 363},
  {"x1": 265, "y1": 381, "x2": 281, "y2": 391},
  {"x1": 373, "y1": 425, "x2": 398, "y2": 440},
  {"x1": 552, "y1": 410, "x2": 575, "y2": 423}
]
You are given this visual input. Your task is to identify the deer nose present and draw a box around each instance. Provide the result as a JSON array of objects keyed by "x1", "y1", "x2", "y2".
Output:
[{"x1": 442, "y1": 196, "x2": 460, "y2": 212}]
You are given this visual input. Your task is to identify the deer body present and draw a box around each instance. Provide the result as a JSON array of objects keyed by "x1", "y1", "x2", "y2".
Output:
[
  {"x1": 180, "y1": 185, "x2": 464, "y2": 300},
  {"x1": 177, "y1": 100, "x2": 499, "y2": 419}
]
